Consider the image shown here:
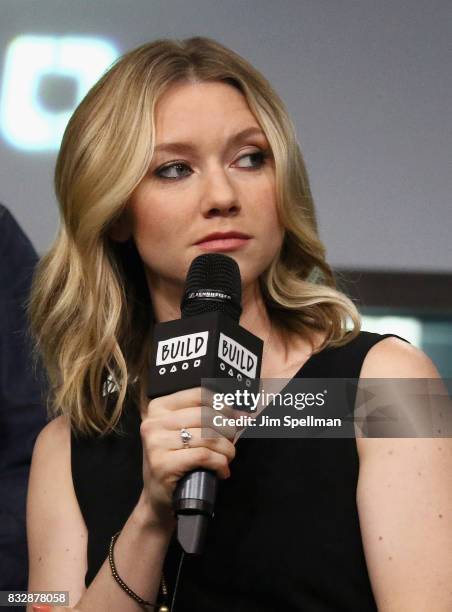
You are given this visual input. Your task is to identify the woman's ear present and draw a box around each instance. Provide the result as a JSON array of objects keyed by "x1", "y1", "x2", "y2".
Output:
[{"x1": 108, "y1": 211, "x2": 132, "y2": 243}]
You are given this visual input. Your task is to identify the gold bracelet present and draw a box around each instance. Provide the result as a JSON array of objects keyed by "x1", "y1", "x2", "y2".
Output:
[{"x1": 109, "y1": 530, "x2": 169, "y2": 611}]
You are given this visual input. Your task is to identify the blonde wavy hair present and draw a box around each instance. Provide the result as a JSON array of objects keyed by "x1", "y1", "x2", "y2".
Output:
[{"x1": 28, "y1": 36, "x2": 361, "y2": 434}]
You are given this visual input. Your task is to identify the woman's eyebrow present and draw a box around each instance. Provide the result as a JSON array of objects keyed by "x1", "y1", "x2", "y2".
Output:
[{"x1": 153, "y1": 126, "x2": 266, "y2": 154}]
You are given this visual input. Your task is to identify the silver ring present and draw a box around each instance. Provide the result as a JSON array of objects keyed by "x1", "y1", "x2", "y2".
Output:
[{"x1": 180, "y1": 428, "x2": 192, "y2": 448}]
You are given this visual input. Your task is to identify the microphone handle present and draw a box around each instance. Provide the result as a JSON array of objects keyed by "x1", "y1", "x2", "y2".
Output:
[{"x1": 173, "y1": 468, "x2": 218, "y2": 554}]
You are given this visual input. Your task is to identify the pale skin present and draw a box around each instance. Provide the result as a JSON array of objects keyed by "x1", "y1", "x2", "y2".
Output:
[{"x1": 26, "y1": 81, "x2": 452, "y2": 611}]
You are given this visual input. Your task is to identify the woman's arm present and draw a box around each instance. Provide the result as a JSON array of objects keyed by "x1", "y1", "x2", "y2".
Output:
[
  {"x1": 26, "y1": 416, "x2": 174, "y2": 612},
  {"x1": 356, "y1": 338, "x2": 452, "y2": 611},
  {"x1": 27, "y1": 386, "x2": 234, "y2": 611},
  {"x1": 27, "y1": 416, "x2": 87, "y2": 609}
]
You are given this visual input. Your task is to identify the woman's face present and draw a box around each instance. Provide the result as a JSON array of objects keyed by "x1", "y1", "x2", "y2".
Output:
[{"x1": 121, "y1": 80, "x2": 284, "y2": 296}]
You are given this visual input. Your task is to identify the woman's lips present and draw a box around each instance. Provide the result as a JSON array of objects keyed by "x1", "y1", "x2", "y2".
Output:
[{"x1": 195, "y1": 237, "x2": 250, "y2": 251}]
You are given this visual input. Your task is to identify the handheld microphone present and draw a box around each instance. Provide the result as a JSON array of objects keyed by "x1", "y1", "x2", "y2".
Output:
[{"x1": 147, "y1": 253, "x2": 263, "y2": 553}]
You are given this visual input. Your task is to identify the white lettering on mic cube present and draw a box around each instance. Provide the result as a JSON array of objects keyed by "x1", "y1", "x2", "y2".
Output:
[
  {"x1": 219, "y1": 333, "x2": 257, "y2": 378},
  {"x1": 156, "y1": 331, "x2": 209, "y2": 365}
]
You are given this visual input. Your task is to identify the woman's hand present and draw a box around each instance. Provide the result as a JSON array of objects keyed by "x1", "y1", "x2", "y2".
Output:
[{"x1": 138, "y1": 386, "x2": 239, "y2": 530}]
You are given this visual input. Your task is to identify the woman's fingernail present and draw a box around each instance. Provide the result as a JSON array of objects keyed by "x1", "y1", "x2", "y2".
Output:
[{"x1": 32, "y1": 605, "x2": 52, "y2": 611}]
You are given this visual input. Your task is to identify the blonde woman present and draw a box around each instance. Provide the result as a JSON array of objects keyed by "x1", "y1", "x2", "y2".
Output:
[{"x1": 27, "y1": 37, "x2": 451, "y2": 611}]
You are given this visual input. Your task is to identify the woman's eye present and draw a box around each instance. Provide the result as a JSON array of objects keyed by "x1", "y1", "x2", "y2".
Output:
[
  {"x1": 154, "y1": 150, "x2": 269, "y2": 180},
  {"x1": 155, "y1": 162, "x2": 192, "y2": 180},
  {"x1": 235, "y1": 151, "x2": 268, "y2": 169}
]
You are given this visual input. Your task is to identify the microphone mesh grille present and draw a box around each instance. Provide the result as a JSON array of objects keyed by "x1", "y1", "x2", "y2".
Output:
[{"x1": 181, "y1": 254, "x2": 242, "y2": 321}]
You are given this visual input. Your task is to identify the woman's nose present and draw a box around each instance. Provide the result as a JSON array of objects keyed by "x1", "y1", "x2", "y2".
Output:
[{"x1": 200, "y1": 167, "x2": 241, "y2": 217}]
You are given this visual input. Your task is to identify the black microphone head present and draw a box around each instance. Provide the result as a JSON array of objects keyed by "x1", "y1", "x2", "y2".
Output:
[{"x1": 181, "y1": 254, "x2": 242, "y2": 321}]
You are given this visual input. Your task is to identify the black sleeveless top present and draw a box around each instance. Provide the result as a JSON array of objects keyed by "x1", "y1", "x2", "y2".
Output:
[{"x1": 72, "y1": 331, "x2": 409, "y2": 611}]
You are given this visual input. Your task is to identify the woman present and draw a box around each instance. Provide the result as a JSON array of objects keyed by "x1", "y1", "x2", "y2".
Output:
[{"x1": 26, "y1": 37, "x2": 451, "y2": 611}]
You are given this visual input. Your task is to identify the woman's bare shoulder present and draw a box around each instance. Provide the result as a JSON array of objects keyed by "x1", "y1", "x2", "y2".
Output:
[
  {"x1": 30, "y1": 415, "x2": 75, "y2": 488},
  {"x1": 34, "y1": 414, "x2": 71, "y2": 452},
  {"x1": 360, "y1": 335, "x2": 440, "y2": 378}
]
